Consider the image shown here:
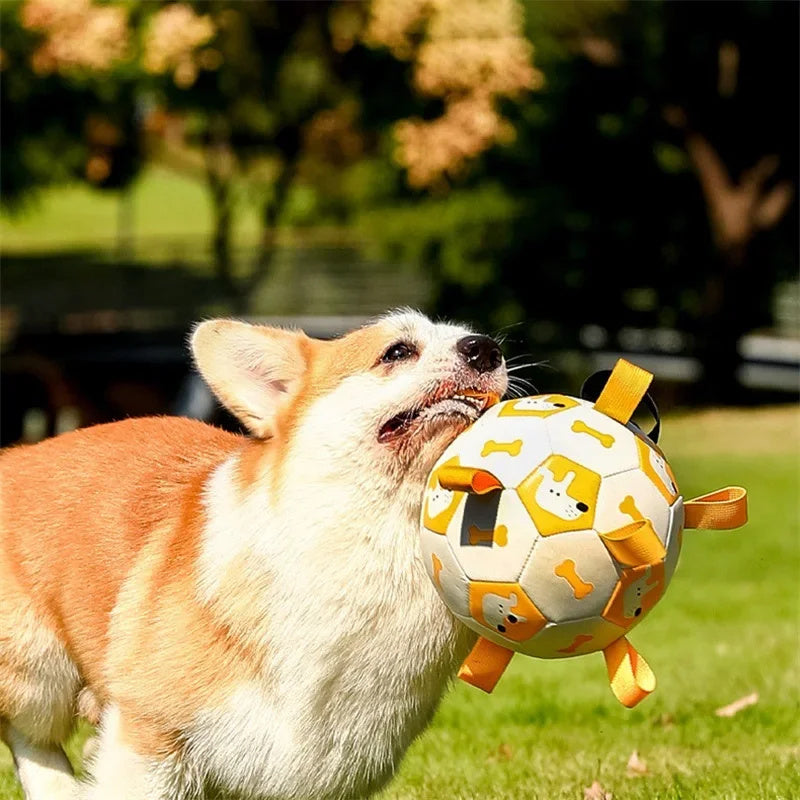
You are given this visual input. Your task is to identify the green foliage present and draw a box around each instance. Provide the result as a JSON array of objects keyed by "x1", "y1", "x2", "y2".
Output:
[
  {"x1": 0, "y1": 1, "x2": 142, "y2": 209},
  {"x1": 357, "y1": 184, "x2": 519, "y2": 292},
  {"x1": 359, "y1": 0, "x2": 798, "y2": 401}
]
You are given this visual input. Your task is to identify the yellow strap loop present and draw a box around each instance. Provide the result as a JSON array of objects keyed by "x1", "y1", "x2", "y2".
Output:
[
  {"x1": 594, "y1": 359, "x2": 654, "y2": 425},
  {"x1": 437, "y1": 465, "x2": 503, "y2": 495},
  {"x1": 599, "y1": 519, "x2": 667, "y2": 567},
  {"x1": 458, "y1": 636, "x2": 514, "y2": 693},
  {"x1": 603, "y1": 636, "x2": 656, "y2": 708},
  {"x1": 684, "y1": 486, "x2": 748, "y2": 530}
]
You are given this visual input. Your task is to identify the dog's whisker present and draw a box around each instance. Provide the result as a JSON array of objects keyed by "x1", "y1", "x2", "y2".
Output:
[{"x1": 504, "y1": 353, "x2": 538, "y2": 363}]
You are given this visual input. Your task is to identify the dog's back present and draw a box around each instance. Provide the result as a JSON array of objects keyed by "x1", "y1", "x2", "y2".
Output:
[{"x1": 0, "y1": 417, "x2": 244, "y2": 701}]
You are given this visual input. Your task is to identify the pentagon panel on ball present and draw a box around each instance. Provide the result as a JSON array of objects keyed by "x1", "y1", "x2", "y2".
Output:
[{"x1": 419, "y1": 359, "x2": 749, "y2": 706}]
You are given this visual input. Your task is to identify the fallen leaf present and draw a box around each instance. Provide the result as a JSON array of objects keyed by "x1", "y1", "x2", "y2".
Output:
[
  {"x1": 626, "y1": 749, "x2": 648, "y2": 776},
  {"x1": 486, "y1": 742, "x2": 513, "y2": 763},
  {"x1": 715, "y1": 691, "x2": 759, "y2": 717},
  {"x1": 584, "y1": 780, "x2": 613, "y2": 800},
  {"x1": 652, "y1": 712, "x2": 675, "y2": 728}
]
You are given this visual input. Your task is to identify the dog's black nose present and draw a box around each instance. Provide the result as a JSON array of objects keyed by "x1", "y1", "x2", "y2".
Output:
[{"x1": 456, "y1": 335, "x2": 503, "y2": 374}]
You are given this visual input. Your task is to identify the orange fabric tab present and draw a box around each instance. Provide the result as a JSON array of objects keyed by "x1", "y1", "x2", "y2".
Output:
[
  {"x1": 458, "y1": 637, "x2": 514, "y2": 693},
  {"x1": 599, "y1": 519, "x2": 667, "y2": 567},
  {"x1": 594, "y1": 359, "x2": 653, "y2": 425},
  {"x1": 437, "y1": 465, "x2": 503, "y2": 495},
  {"x1": 603, "y1": 636, "x2": 656, "y2": 708},
  {"x1": 684, "y1": 486, "x2": 748, "y2": 530}
]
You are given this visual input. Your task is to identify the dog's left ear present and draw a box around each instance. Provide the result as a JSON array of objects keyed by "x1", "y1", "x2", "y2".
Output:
[{"x1": 191, "y1": 319, "x2": 310, "y2": 438}]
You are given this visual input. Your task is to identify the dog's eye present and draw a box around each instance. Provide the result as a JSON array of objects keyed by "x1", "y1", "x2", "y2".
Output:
[{"x1": 381, "y1": 341, "x2": 416, "y2": 363}]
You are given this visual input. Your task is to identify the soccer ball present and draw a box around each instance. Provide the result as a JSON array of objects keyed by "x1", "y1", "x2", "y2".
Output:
[
  {"x1": 419, "y1": 359, "x2": 747, "y2": 707},
  {"x1": 420, "y1": 390, "x2": 682, "y2": 661}
]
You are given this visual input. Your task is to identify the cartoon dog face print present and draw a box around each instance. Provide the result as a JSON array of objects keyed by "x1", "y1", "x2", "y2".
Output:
[
  {"x1": 518, "y1": 455, "x2": 601, "y2": 536},
  {"x1": 427, "y1": 485, "x2": 455, "y2": 518},
  {"x1": 514, "y1": 397, "x2": 566, "y2": 412},
  {"x1": 635, "y1": 437, "x2": 679, "y2": 502},
  {"x1": 602, "y1": 561, "x2": 666, "y2": 629},
  {"x1": 481, "y1": 591, "x2": 527, "y2": 634},
  {"x1": 499, "y1": 394, "x2": 579, "y2": 418},
  {"x1": 648, "y1": 449, "x2": 677, "y2": 496},
  {"x1": 423, "y1": 457, "x2": 464, "y2": 534},
  {"x1": 621, "y1": 565, "x2": 660, "y2": 619},
  {"x1": 468, "y1": 582, "x2": 547, "y2": 642},
  {"x1": 534, "y1": 468, "x2": 589, "y2": 521}
]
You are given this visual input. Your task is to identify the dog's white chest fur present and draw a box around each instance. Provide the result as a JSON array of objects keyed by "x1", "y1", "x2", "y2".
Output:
[{"x1": 189, "y1": 464, "x2": 473, "y2": 799}]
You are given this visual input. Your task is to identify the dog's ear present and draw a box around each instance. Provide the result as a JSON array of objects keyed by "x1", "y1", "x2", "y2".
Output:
[{"x1": 191, "y1": 319, "x2": 310, "y2": 438}]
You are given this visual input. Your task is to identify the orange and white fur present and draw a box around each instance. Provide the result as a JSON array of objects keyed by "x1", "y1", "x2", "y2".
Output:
[{"x1": 0, "y1": 310, "x2": 507, "y2": 800}]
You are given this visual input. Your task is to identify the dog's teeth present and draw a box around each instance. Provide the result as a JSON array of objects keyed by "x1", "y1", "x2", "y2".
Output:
[{"x1": 451, "y1": 393, "x2": 483, "y2": 410}]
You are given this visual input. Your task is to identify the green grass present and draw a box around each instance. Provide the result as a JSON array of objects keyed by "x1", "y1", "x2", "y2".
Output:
[
  {"x1": 2, "y1": 407, "x2": 798, "y2": 799},
  {"x1": 0, "y1": 165, "x2": 262, "y2": 254}
]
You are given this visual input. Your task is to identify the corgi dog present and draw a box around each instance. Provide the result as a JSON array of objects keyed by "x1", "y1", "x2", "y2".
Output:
[{"x1": 0, "y1": 310, "x2": 507, "y2": 800}]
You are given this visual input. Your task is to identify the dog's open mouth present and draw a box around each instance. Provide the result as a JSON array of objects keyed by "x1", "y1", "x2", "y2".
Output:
[{"x1": 378, "y1": 390, "x2": 499, "y2": 443}]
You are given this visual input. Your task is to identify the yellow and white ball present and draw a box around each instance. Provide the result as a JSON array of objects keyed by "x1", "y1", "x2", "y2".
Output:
[{"x1": 420, "y1": 393, "x2": 683, "y2": 660}]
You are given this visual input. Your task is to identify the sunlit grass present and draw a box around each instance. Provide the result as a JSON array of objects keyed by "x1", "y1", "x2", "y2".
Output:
[
  {"x1": 0, "y1": 165, "x2": 261, "y2": 254},
  {"x1": 1, "y1": 406, "x2": 798, "y2": 799}
]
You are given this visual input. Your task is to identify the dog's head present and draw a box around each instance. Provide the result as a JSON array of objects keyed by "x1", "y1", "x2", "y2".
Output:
[{"x1": 191, "y1": 309, "x2": 508, "y2": 486}]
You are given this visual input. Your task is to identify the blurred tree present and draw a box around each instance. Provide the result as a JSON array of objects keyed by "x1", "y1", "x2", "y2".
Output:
[
  {"x1": 138, "y1": 0, "x2": 542, "y2": 308},
  {"x1": 1, "y1": 0, "x2": 142, "y2": 208},
  {"x1": 3, "y1": 0, "x2": 795, "y2": 406},
  {"x1": 364, "y1": 0, "x2": 542, "y2": 189},
  {"x1": 360, "y1": 0, "x2": 798, "y2": 403},
  {"x1": 138, "y1": 1, "x2": 354, "y2": 304},
  {"x1": 657, "y1": 1, "x2": 797, "y2": 400},
  {"x1": 3, "y1": 0, "x2": 543, "y2": 311}
]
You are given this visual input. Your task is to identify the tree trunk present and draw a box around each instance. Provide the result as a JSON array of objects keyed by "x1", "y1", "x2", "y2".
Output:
[
  {"x1": 671, "y1": 121, "x2": 794, "y2": 404},
  {"x1": 694, "y1": 246, "x2": 749, "y2": 404},
  {"x1": 203, "y1": 133, "x2": 245, "y2": 312},
  {"x1": 243, "y1": 160, "x2": 296, "y2": 311},
  {"x1": 208, "y1": 170, "x2": 235, "y2": 296}
]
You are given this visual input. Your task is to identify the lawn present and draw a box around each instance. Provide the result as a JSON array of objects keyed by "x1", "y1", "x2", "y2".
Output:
[
  {"x1": 1, "y1": 406, "x2": 798, "y2": 799},
  {"x1": 0, "y1": 165, "x2": 261, "y2": 255}
]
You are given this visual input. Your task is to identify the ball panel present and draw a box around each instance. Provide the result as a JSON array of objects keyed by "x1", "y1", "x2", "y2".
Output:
[
  {"x1": 593, "y1": 468, "x2": 671, "y2": 545},
  {"x1": 467, "y1": 581, "x2": 547, "y2": 642},
  {"x1": 429, "y1": 402, "x2": 553, "y2": 490},
  {"x1": 471, "y1": 423, "x2": 551, "y2": 490},
  {"x1": 450, "y1": 403, "x2": 553, "y2": 489},
  {"x1": 519, "y1": 616, "x2": 626, "y2": 659},
  {"x1": 453, "y1": 612, "x2": 509, "y2": 650},
  {"x1": 545, "y1": 405, "x2": 639, "y2": 477},
  {"x1": 419, "y1": 532, "x2": 471, "y2": 617},
  {"x1": 664, "y1": 496, "x2": 684, "y2": 584},
  {"x1": 518, "y1": 530, "x2": 619, "y2": 621},
  {"x1": 447, "y1": 489, "x2": 539, "y2": 582},
  {"x1": 635, "y1": 436, "x2": 679, "y2": 503},
  {"x1": 602, "y1": 561, "x2": 666, "y2": 631},
  {"x1": 517, "y1": 454, "x2": 601, "y2": 536}
]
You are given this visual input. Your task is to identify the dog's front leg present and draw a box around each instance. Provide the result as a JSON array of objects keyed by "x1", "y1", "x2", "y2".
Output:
[
  {"x1": 78, "y1": 706, "x2": 191, "y2": 800},
  {"x1": 2, "y1": 722, "x2": 77, "y2": 800}
]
